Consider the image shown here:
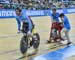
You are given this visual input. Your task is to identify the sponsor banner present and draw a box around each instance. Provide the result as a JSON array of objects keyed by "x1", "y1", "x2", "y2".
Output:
[{"x1": 0, "y1": 8, "x2": 75, "y2": 18}]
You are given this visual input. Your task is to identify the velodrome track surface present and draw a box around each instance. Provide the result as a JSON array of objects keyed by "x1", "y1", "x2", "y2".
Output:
[{"x1": 0, "y1": 14, "x2": 75, "y2": 60}]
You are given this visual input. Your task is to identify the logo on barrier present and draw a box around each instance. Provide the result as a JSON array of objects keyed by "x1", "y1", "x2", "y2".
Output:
[
  {"x1": 67, "y1": 9, "x2": 75, "y2": 13},
  {"x1": 26, "y1": 10, "x2": 45, "y2": 16},
  {"x1": 57, "y1": 10, "x2": 63, "y2": 13},
  {"x1": 0, "y1": 10, "x2": 16, "y2": 17}
]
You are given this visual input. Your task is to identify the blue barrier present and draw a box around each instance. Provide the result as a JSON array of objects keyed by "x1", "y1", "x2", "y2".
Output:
[{"x1": 0, "y1": 8, "x2": 75, "y2": 18}]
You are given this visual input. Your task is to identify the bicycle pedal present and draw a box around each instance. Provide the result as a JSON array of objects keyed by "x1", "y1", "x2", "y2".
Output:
[{"x1": 28, "y1": 46, "x2": 31, "y2": 48}]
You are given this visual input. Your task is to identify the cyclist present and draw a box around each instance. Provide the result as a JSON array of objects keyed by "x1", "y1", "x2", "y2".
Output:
[
  {"x1": 47, "y1": 8, "x2": 62, "y2": 43},
  {"x1": 15, "y1": 7, "x2": 37, "y2": 55},
  {"x1": 15, "y1": 7, "x2": 33, "y2": 35}
]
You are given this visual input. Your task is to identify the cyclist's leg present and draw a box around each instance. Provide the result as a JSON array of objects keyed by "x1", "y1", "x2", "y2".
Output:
[
  {"x1": 47, "y1": 24, "x2": 53, "y2": 43},
  {"x1": 47, "y1": 22, "x2": 57, "y2": 43},
  {"x1": 57, "y1": 25, "x2": 62, "y2": 41},
  {"x1": 52, "y1": 22, "x2": 59, "y2": 41}
]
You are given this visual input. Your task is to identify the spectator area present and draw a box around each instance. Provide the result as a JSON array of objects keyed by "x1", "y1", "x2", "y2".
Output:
[{"x1": 0, "y1": 0, "x2": 75, "y2": 10}]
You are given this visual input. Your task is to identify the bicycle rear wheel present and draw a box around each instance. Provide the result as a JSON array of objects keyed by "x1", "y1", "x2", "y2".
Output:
[{"x1": 32, "y1": 33, "x2": 40, "y2": 49}]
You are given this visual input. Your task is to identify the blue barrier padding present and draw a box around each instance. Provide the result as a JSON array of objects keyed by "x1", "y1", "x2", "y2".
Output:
[
  {"x1": 0, "y1": 8, "x2": 75, "y2": 18},
  {"x1": 32, "y1": 45, "x2": 75, "y2": 60}
]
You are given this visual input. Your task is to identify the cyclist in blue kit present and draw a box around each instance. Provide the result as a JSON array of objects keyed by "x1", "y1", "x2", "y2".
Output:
[
  {"x1": 15, "y1": 8, "x2": 40, "y2": 56},
  {"x1": 15, "y1": 7, "x2": 33, "y2": 35},
  {"x1": 47, "y1": 8, "x2": 63, "y2": 43}
]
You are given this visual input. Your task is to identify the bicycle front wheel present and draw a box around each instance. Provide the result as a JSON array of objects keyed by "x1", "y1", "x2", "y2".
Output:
[{"x1": 20, "y1": 36, "x2": 28, "y2": 54}]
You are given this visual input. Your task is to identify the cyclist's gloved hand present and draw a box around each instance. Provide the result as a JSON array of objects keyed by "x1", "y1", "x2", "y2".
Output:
[
  {"x1": 17, "y1": 31, "x2": 21, "y2": 34},
  {"x1": 27, "y1": 30, "x2": 32, "y2": 37},
  {"x1": 17, "y1": 29, "x2": 21, "y2": 34}
]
